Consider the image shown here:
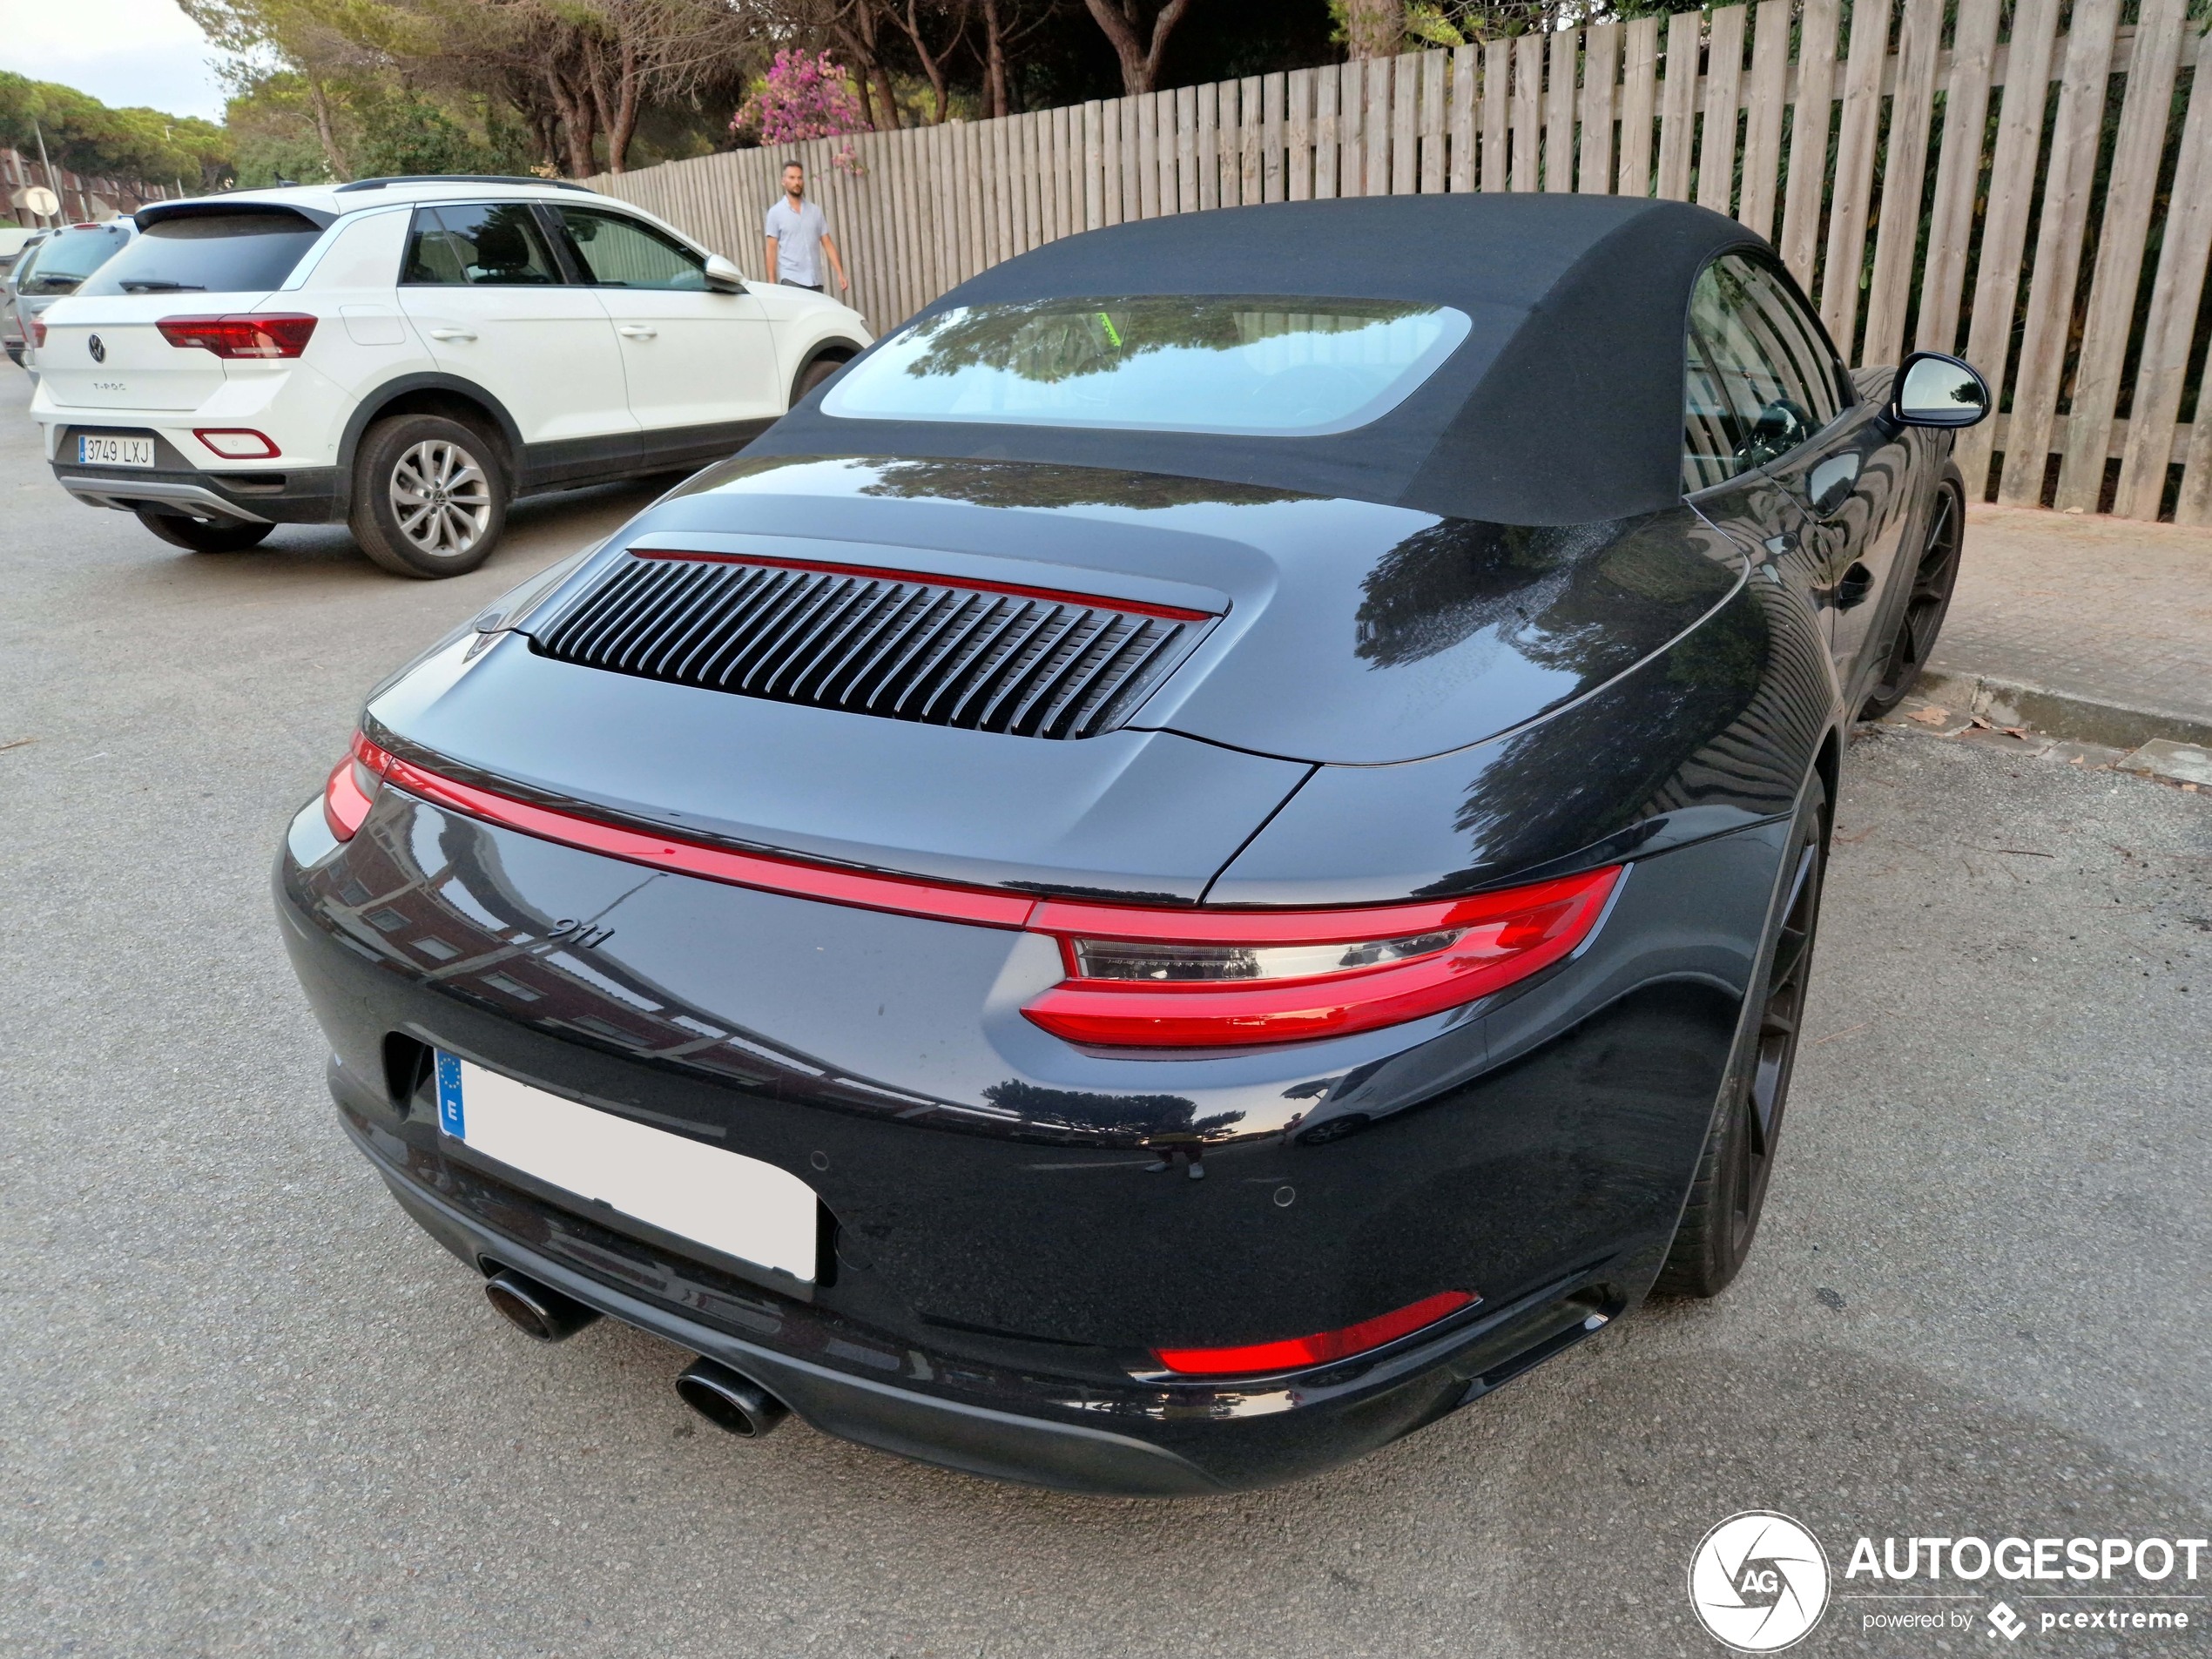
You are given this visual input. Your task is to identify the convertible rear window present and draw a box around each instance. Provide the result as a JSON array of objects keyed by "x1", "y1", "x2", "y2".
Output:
[
  {"x1": 821, "y1": 295, "x2": 1472, "y2": 436},
  {"x1": 76, "y1": 212, "x2": 325, "y2": 297}
]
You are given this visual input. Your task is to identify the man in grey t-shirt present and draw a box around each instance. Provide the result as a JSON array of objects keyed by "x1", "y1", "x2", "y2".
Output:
[{"x1": 763, "y1": 162, "x2": 848, "y2": 294}]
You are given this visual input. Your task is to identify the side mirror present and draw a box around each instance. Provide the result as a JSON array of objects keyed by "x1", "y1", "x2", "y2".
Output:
[
  {"x1": 703, "y1": 253, "x2": 746, "y2": 293},
  {"x1": 1892, "y1": 351, "x2": 1989, "y2": 428}
]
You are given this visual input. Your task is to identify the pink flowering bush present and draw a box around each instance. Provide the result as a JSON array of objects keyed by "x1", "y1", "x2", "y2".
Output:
[{"x1": 733, "y1": 51, "x2": 871, "y2": 166}]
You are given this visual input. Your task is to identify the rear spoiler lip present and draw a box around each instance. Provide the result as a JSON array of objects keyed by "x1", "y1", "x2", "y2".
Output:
[{"x1": 135, "y1": 200, "x2": 337, "y2": 233}]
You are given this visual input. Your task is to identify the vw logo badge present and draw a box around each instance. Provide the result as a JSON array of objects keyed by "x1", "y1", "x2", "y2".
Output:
[
  {"x1": 88, "y1": 334, "x2": 106, "y2": 363},
  {"x1": 1688, "y1": 1512, "x2": 1831, "y2": 1651}
]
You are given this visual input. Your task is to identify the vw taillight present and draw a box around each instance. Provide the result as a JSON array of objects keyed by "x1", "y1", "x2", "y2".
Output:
[{"x1": 158, "y1": 314, "x2": 318, "y2": 358}]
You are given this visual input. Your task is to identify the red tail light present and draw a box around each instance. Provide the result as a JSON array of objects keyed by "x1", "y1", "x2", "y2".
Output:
[
  {"x1": 324, "y1": 732, "x2": 1621, "y2": 1046},
  {"x1": 27, "y1": 317, "x2": 46, "y2": 348},
  {"x1": 158, "y1": 313, "x2": 318, "y2": 359},
  {"x1": 1153, "y1": 1290, "x2": 1477, "y2": 1377},
  {"x1": 1021, "y1": 867, "x2": 1621, "y2": 1049},
  {"x1": 322, "y1": 733, "x2": 389, "y2": 840}
]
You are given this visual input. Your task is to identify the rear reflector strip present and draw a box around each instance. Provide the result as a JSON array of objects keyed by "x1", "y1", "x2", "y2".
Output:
[
  {"x1": 1152, "y1": 1291, "x2": 1477, "y2": 1377},
  {"x1": 335, "y1": 732, "x2": 1621, "y2": 1044}
]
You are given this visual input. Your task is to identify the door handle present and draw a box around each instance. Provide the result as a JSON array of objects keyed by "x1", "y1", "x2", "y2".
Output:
[
  {"x1": 617, "y1": 325, "x2": 658, "y2": 340},
  {"x1": 427, "y1": 327, "x2": 477, "y2": 342}
]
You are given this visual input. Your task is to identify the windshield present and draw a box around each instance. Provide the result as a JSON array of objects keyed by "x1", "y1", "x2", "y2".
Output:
[
  {"x1": 77, "y1": 212, "x2": 323, "y2": 297},
  {"x1": 821, "y1": 295, "x2": 1472, "y2": 436},
  {"x1": 13, "y1": 225, "x2": 134, "y2": 294}
]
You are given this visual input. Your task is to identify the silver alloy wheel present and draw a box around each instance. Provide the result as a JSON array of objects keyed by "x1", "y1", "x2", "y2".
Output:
[{"x1": 388, "y1": 438, "x2": 492, "y2": 559}]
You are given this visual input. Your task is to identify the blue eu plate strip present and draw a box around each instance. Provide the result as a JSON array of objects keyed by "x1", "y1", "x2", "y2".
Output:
[{"x1": 435, "y1": 1051, "x2": 465, "y2": 1138}]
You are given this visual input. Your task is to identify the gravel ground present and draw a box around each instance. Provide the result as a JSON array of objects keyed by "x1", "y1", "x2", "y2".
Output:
[{"x1": 3, "y1": 374, "x2": 2207, "y2": 1657}]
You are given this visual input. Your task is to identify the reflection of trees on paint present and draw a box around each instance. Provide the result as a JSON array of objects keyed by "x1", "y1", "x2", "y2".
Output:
[
  {"x1": 896, "y1": 297, "x2": 1447, "y2": 385},
  {"x1": 858, "y1": 458, "x2": 1303, "y2": 512},
  {"x1": 1354, "y1": 510, "x2": 1739, "y2": 691},
  {"x1": 981, "y1": 1079, "x2": 1244, "y2": 1144}
]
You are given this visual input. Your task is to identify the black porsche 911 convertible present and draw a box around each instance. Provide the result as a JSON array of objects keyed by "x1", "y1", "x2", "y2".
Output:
[{"x1": 275, "y1": 193, "x2": 1987, "y2": 1494}]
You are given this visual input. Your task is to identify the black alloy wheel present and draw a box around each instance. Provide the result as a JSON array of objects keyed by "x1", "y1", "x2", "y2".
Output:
[
  {"x1": 134, "y1": 507, "x2": 274, "y2": 553},
  {"x1": 1860, "y1": 467, "x2": 1966, "y2": 718},
  {"x1": 350, "y1": 413, "x2": 509, "y2": 579},
  {"x1": 1656, "y1": 772, "x2": 1829, "y2": 1298}
]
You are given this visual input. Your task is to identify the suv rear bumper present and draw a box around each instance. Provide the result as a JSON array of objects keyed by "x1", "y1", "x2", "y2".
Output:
[{"x1": 55, "y1": 462, "x2": 341, "y2": 523}]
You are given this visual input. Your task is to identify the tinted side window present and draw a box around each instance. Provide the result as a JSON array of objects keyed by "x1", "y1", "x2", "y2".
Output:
[
  {"x1": 1682, "y1": 255, "x2": 1843, "y2": 491},
  {"x1": 76, "y1": 213, "x2": 321, "y2": 298},
  {"x1": 402, "y1": 204, "x2": 562, "y2": 287},
  {"x1": 553, "y1": 209, "x2": 706, "y2": 290}
]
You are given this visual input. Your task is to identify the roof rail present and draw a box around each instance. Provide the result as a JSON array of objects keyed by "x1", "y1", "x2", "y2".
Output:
[{"x1": 334, "y1": 174, "x2": 591, "y2": 194}]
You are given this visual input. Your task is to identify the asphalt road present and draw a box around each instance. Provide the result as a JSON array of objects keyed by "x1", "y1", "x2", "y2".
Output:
[{"x1": 3, "y1": 367, "x2": 2207, "y2": 1658}]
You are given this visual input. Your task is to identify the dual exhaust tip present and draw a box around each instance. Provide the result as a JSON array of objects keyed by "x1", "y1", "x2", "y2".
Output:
[{"x1": 482, "y1": 1266, "x2": 790, "y2": 1440}]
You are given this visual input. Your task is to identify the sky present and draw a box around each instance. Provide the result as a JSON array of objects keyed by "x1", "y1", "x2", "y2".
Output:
[{"x1": 2, "y1": 0, "x2": 233, "y2": 122}]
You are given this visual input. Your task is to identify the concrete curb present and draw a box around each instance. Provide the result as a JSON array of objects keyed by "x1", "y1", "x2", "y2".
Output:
[{"x1": 1916, "y1": 667, "x2": 2212, "y2": 753}]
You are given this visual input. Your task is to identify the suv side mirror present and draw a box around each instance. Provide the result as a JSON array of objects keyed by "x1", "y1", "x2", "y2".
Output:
[
  {"x1": 1893, "y1": 351, "x2": 1989, "y2": 428},
  {"x1": 703, "y1": 253, "x2": 746, "y2": 293}
]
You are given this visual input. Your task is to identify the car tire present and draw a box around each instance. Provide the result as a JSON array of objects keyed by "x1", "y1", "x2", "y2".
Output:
[
  {"x1": 350, "y1": 414, "x2": 508, "y2": 579},
  {"x1": 791, "y1": 352, "x2": 849, "y2": 406},
  {"x1": 1859, "y1": 465, "x2": 1966, "y2": 718},
  {"x1": 1655, "y1": 771, "x2": 1830, "y2": 1298},
  {"x1": 134, "y1": 508, "x2": 275, "y2": 553}
]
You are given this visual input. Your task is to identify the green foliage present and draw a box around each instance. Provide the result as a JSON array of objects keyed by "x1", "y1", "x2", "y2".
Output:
[
  {"x1": 353, "y1": 89, "x2": 531, "y2": 177},
  {"x1": 0, "y1": 71, "x2": 233, "y2": 186}
]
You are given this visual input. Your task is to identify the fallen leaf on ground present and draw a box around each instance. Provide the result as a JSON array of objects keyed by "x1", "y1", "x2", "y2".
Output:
[
  {"x1": 2002, "y1": 726, "x2": 2029, "y2": 738},
  {"x1": 1907, "y1": 706, "x2": 1951, "y2": 725},
  {"x1": 1967, "y1": 715, "x2": 1994, "y2": 730}
]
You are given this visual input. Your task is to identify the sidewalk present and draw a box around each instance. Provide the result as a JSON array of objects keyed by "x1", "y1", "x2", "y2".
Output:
[{"x1": 1924, "y1": 504, "x2": 2212, "y2": 751}]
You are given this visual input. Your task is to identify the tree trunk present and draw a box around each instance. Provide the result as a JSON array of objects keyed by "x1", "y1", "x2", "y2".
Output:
[
  {"x1": 982, "y1": 0, "x2": 1009, "y2": 118},
  {"x1": 545, "y1": 55, "x2": 598, "y2": 178},
  {"x1": 1080, "y1": 0, "x2": 1197, "y2": 98},
  {"x1": 892, "y1": 0, "x2": 960, "y2": 124},
  {"x1": 832, "y1": 5, "x2": 900, "y2": 129},
  {"x1": 305, "y1": 67, "x2": 351, "y2": 181},
  {"x1": 1342, "y1": 0, "x2": 1402, "y2": 59},
  {"x1": 586, "y1": 33, "x2": 642, "y2": 173}
]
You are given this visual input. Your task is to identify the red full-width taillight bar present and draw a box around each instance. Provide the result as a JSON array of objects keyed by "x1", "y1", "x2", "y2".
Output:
[
  {"x1": 322, "y1": 732, "x2": 1621, "y2": 1047},
  {"x1": 158, "y1": 313, "x2": 318, "y2": 359}
]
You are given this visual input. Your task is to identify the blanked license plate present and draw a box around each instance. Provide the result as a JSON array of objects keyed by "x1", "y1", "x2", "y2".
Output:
[
  {"x1": 79, "y1": 434, "x2": 156, "y2": 468},
  {"x1": 435, "y1": 1053, "x2": 818, "y2": 1280}
]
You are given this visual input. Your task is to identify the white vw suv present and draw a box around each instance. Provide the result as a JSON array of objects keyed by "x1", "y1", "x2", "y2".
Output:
[{"x1": 31, "y1": 176, "x2": 873, "y2": 577}]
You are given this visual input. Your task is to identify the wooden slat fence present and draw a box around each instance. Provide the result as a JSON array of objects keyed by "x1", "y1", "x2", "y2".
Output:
[{"x1": 588, "y1": 0, "x2": 2212, "y2": 525}]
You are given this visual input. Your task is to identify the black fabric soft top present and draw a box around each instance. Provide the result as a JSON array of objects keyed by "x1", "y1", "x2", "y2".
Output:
[{"x1": 747, "y1": 194, "x2": 1763, "y2": 527}]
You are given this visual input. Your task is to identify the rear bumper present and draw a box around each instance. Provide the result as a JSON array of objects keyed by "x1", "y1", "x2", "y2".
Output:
[
  {"x1": 54, "y1": 462, "x2": 341, "y2": 523},
  {"x1": 275, "y1": 771, "x2": 1786, "y2": 1493},
  {"x1": 338, "y1": 1078, "x2": 1630, "y2": 1495}
]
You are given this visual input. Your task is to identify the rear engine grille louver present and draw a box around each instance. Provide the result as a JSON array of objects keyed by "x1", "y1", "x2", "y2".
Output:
[{"x1": 528, "y1": 553, "x2": 1211, "y2": 740}]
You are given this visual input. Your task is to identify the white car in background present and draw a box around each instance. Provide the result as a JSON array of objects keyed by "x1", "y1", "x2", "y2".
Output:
[{"x1": 30, "y1": 176, "x2": 872, "y2": 576}]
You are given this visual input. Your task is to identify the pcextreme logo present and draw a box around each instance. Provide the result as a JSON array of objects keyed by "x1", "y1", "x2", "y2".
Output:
[{"x1": 1688, "y1": 1511, "x2": 1832, "y2": 1652}]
